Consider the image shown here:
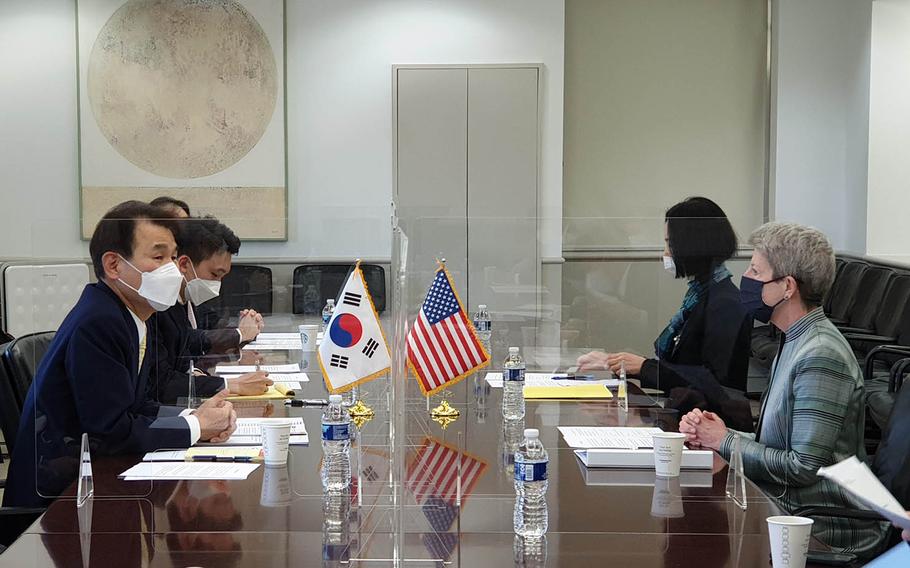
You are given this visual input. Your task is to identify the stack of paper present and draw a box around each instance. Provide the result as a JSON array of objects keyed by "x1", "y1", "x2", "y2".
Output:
[
  {"x1": 242, "y1": 331, "x2": 325, "y2": 350},
  {"x1": 485, "y1": 372, "x2": 619, "y2": 389},
  {"x1": 200, "y1": 417, "x2": 309, "y2": 446},
  {"x1": 143, "y1": 447, "x2": 263, "y2": 462},
  {"x1": 119, "y1": 461, "x2": 260, "y2": 481},
  {"x1": 817, "y1": 456, "x2": 910, "y2": 531},
  {"x1": 215, "y1": 363, "x2": 302, "y2": 374},
  {"x1": 561, "y1": 426, "x2": 713, "y2": 470}
]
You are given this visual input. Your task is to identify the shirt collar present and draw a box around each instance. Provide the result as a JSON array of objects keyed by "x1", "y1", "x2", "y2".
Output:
[{"x1": 784, "y1": 307, "x2": 826, "y2": 343}]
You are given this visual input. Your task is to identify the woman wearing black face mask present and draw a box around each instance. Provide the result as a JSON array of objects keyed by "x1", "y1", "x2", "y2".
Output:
[
  {"x1": 576, "y1": 197, "x2": 753, "y2": 430},
  {"x1": 680, "y1": 222, "x2": 885, "y2": 561}
]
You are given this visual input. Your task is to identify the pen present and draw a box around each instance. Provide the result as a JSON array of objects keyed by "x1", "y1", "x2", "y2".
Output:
[
  {"x1": 191, "y1": 456, "x2": 254, "y2": 462},
  {"x1": 553, "y1": 374, "x2": 595, "y2": 381},
  {"x1": 285, "y1": 399, "x2": 329, "y2": 407}
]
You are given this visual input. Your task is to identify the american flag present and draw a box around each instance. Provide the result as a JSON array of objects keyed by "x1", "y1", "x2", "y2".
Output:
[
  {"x1": 407, "y1": 267, "x2": 490, "y2": 396},
  {"x1": 421, "y1": 531, "x2": 459, "y2": 567},
  {"x1": 405, "y1": 437, "x2": 488, "y2": 507}
]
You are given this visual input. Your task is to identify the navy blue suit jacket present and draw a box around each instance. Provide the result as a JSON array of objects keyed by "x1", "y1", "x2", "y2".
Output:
[{"x1": 3, "y1": 282, "x2": 191, "y2": 507}]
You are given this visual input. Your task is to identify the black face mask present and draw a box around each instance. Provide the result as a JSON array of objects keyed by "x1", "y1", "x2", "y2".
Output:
[{"x1": 740, "y1": 275, "x2": 787, "y2": 323}]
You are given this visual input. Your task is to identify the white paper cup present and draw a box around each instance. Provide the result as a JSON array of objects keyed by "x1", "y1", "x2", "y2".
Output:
[
  {"x1": 298, "y1": 324, "x2": 319, "y2": 352},
  {"x1": 261, "y1": 422, "x2": 292, "y2": 466},
  {"x1": 260, "y1": 464, "x2": 292, "y2": 507},
  {"x1": 652, "y1": 432, "x2": 687, "y2": 477},
  {"x1": 650, "y1": 476, "x2": 685, "y2": 518},
  {"x1": 767, "y1": 516, "x2": 813, "y2": 568}
]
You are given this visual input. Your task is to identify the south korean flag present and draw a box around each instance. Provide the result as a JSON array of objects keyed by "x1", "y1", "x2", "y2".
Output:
[{"x1": 318, "y1": 263, "x2": 391, "y2": 393}]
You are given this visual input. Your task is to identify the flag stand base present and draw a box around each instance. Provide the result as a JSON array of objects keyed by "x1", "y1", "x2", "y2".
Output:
[{"x1": 430, "y1": 399, "x2": 460, "y2": 430}]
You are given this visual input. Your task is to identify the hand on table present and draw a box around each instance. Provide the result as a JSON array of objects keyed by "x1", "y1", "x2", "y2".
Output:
[
  {"x1": 605, "y1": 352, "x2": 645, "y2": 375},
  {"x1": 193, "y1": 390, "x2": 237, "y2": 442},
  {"x1": 679, "y1": 408, "x2": 728, "y2": 451},
  {"x1": 576, "y1": 351, "x2": 610, "y2": 372},
  {"x1": 227, "y1": 371, "x2": 272, "y2": 395}
]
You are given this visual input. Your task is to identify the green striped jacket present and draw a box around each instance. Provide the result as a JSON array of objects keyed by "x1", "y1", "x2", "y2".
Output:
[{"x1": 719, "y1": 307, "x2": 887, "y2": 558}]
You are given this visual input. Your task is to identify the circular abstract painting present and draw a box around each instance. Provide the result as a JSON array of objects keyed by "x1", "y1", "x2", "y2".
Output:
[{"x1": 87, "y1": 0, "x2": 278, "y2": 179}]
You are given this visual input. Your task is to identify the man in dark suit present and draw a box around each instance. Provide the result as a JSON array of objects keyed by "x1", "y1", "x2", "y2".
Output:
[
  {"x1": 4, "y1": 201, "x2": 236, "y2": 507},
  {"x1": 146, "y1": 216, "x2": 271, "y2": 405}
]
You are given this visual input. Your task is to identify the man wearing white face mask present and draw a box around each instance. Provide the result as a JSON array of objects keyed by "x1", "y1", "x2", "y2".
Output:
[
  {"x1": 4, "y1": 201, "x2": 237, "y2": 507},
  {"x1": 146, "y1": 216, "x2": 271, "y2": 405}
]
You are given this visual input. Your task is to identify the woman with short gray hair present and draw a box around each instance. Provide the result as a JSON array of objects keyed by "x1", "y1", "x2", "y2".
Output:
[{"x1": 679, "y1": 222, "x2": 885, "y2": 560}]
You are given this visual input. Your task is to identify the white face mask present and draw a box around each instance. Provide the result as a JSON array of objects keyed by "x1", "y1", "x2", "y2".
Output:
[
  {"x1": 117, "y1": 256, "x2": 183, "y2": 312},
  {"x1": 185, "y1": 261, "x2": 221, "y2": 305},
  {"x1": 662, "y1": 255, "x2": 676, "y2": 274}
]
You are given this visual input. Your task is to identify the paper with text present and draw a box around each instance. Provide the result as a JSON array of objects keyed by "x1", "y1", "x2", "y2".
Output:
[{"x1": 559, "y1": 427, "x2": 662, "y2": 449}]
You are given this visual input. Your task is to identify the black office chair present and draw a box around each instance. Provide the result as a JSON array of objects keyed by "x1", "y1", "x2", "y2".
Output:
[
  {"x1": 793, "y1": 373, "x2": 910, "y2": 557},
  {"x1": 209, "y1": 264, "x2": 273, "y2": 321},
  {"x1": 841, "y1": 273, "x2": 910, "y2": 358},
  {"x1": 0, "y1": 507, "x2": 45, "y2": 550},
  {"x1": 825, "y1": 261, "x2": 869, "y2": 325},
  {"x1": 0, "y1": 341, "x2": 20, "y2": 464},
  {"x1": 835, "y1": 266, "x2": 894, "y2": 332},
  {"x1": 291, "y1": 264, "x2": 386, "y2": 315},
  {"x1": 1, "y1": 332, "x2": 54, "y2": 410}
]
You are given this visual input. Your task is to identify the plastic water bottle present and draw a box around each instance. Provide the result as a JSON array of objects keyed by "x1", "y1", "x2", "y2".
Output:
[
  {"x1": 513, "y1": 428, "x2": 548, "y2": 538},
  {"x1": 514, "y1": 534, "x2": 548, "y2": 568},
  {"x1": 322, "y1": 298, "x2": 336, "y2": 332},
  {"x1": 501, "y1": 418, "x2": 524, "y2": 477},
  {"x1": 321, "y1": 394, "x2": 351, "y2": 491},
  {"x1": 322, "y1": 489, "x2": 351, "y2": 566},
  {"x1": 473, "y1": 304, "x2": 492, "y2": 351},
  {"x1": 502, "y1": 347, "x2": 526, "y2": 420},
  {"x1": 340, "y1": 386, "x2": 357, "y2": 407}
]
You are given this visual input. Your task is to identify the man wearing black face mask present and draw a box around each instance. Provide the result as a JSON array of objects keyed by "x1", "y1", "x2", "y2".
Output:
[
  {"x1": 680, "y1": 222, "x2": 885, "y2": 560},
  {"x1": 4, "y1": 201, "x2": 237, "y2": 507}
]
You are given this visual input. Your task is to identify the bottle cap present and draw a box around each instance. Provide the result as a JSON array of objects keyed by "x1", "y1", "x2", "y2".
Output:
[
  {"x1": 329, "y1": 394, "x2": 342, "y2": 403},
  {"x1": 524, "y1": 428, "x2": 539, "y2": 439},
  {"x1": 327, "y1": 299, "x2": 335, "y2": 305},
  {"x1": 509, "y1": 346, "x2": 519, "y2": 354},
  {"x1": 478, "y1": 304, "x2": 487, "y2": 310}
]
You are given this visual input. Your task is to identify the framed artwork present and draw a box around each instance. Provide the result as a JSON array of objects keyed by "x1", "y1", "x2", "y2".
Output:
[{"x1": 77, "y1": 0, "x2": 287, "y2": 239}]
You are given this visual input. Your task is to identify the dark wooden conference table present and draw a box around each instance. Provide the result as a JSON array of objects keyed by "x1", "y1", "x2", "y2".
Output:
[{"x1": 0, "y1": 337, "x2": 834, "y2": 567}]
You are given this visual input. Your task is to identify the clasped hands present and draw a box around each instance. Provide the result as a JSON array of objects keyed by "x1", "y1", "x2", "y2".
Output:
[
  {"x1": 678, "y1": 408, "x2": 728, "y2": 451},
  {"x1": 191, "y1": 389, "x2": 237, "y2": 443}
]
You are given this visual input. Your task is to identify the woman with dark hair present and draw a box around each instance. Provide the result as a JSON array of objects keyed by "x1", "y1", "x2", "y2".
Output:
[{"x1": 577, "y1": 197, "x2": 753, "y2": 428}]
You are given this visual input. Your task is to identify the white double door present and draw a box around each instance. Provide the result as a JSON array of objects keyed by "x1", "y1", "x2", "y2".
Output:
[{"x1": 394, "y1": 65, "x2": 540, "y2": 321}]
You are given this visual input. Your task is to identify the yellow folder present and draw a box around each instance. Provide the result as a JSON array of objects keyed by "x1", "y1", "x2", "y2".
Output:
[
  {"x1": 523, "y1": 384, "x2": 613, "y2": 399},
  {"x1": 226, "y1": 383, "x2": 295, "y2": 401}
]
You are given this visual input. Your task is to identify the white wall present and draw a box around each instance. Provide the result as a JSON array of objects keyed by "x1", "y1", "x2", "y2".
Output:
[
  {"x1": 770, "y1": 0, "x2": 871, "y2": 253},
  {"x1": 0, "y1": 1, "x2": 84, "y2": 259},
  {"x1": 867, "y1": 0, "x2": 910, "y2": 263},
  {"x1": 0, "y1": 0, "x2": 564, "y2": 261}
]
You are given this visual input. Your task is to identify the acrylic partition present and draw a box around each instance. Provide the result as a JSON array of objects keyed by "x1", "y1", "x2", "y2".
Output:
[{"x1": 8, "y1": 210, "x2": 786, "y2": 565}]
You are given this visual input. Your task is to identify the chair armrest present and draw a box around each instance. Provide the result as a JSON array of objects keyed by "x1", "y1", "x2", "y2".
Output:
[
  {"x1": 837, "y1": 326, "x2": 875, "y2": 335},
  {"x1": 890, "y1": 358, "x2": 910, "y2": 393},
  {"x1": 791, "y1": 505, "x2": 885, "y2": 522},
  {"x1": 865, "y1": 345, "x2": 910, "y2": 382},
  {"x1": 842, "y1": 333, "x2": 898, "y2": 344}
]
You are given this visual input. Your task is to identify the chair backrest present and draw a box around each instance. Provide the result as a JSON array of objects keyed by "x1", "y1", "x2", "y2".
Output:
[
  {"x1": 874, "y1": 378, "x2": 910, "y2": 508},
  {"x1": 873, "y1": 274, "x2": 910, "y2": 337},
  {"x1": 292, "y1": 264, "x2": 386, "y2": 315},
  {"x1": 846, "y1": 267, "x2": 895, "y2": 329},
  {"x1": 825, "y1": 258, "x2": 848, "y2": 313},
  {"x1": 0, "y1": 341, "x2": 21, "y2": 456},
  {"x1": 210, "y1": 265, "x2": 273, "y2": 319},
  {"x1": 1, "y1": 331, "x2": 55, "y2": 409},
  {"x1": 825, "y1": 261, "x2": 868, "y2": 321}
]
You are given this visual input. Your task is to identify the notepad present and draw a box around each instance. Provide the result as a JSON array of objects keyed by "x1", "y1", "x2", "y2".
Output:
[
  {"x1": 119, "y1": 461, "x2": 259, "y2": 481},
  {"x1": 485, "y1": 373, "x2": 619, "y2": 389},
  {"x1": 221, "y1": 373, "x2": 309, "y2": 385},
  {"x1": 524, "y1": 385, "x2": 613, "y2": 399},
  {"x1": 225, "y1": 383, "x2": 295, "y2": 401}
]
